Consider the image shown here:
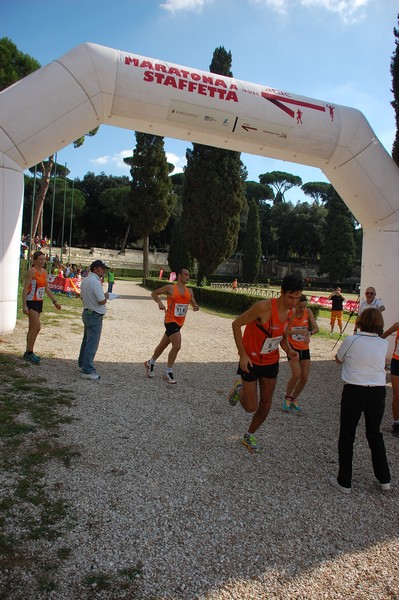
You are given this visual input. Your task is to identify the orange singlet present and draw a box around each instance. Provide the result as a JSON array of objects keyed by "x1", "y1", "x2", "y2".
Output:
[
  {"x1": 165, "y1": 284, "x2": 191, "y2": 327},
  {"x1": 393, "y1": 330, "x2": 399, "y2": 361},
  {"x1": 289, "y1": 310, "x2": 309, "y2": 351},
  {"x1": 242, "y1": 298, "x2": 290, "y2": 365},
  {"x1": 26, "y1": 268, "x2": 47, "y2": 302}
]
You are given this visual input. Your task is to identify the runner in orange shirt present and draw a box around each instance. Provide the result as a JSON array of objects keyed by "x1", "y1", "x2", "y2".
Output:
[
  {"x1": 144, "y1": 267, "x2": 199, "y2": 384},
  {"x1": 283, "y1": 294, "x2": 319, "y2": 413},
  {"x1": 22, "y1": 250, "x2": 61, "y2": 363},
  {"x1": 228, "y1": 274, "x2": 303, "y2": 453}
]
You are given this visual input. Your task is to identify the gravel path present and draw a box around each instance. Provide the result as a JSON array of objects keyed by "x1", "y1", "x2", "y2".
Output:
[{"x1": 1, "y1": 281, "x2": 398, "y2": 599}]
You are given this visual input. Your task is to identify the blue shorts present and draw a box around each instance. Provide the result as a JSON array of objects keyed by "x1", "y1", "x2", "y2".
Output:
[
  {"x1": 237, "y1": 361, "x2": 279, "y2": 382},
  {"x1": 165, "y1": 322, "x2": 182, "y2": 337}
]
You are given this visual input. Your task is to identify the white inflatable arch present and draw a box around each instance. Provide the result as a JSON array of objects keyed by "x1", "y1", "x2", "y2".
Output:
[{"x1": 1, "y1": 42, "x2": 399, "y2": 334}]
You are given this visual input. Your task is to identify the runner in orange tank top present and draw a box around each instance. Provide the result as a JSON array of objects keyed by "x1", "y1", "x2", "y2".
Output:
[
  {"x1": 22, "y1": 250, "x2": 61, "y2": 364},
  {"x1": 283, "y1": 294, "x2": 319, "y2": 413},
  {"x1": 144, "y1": 267, "x2": 199, "y2": 384},
  {"x1": 382, "y1": 321, "x2": 399, "y2": 437},
  {"x1": 228, "y1": 274, "x2": 304, "y2": 453}
]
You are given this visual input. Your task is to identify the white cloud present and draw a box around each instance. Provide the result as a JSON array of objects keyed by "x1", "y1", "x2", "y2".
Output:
[
  {"x1": 251, "y1": 0, "x2": 369, "y2": 22},
  {"x1": 160, "y1": 0, "x2": 212, "y2": 13},
  {"x1": 166, "y1": 152, "x2": 186, "y2": 174},
  {"x1": 90, "y1": 151, "x2": 131, "y2": 171}
]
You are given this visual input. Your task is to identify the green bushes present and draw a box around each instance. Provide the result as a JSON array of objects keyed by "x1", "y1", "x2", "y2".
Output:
[{"x1": 144, "y1": 278, "x2": 263, "y2": 314}]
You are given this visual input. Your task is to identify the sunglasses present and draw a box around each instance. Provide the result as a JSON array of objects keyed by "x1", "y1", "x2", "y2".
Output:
[{"x1": 365, "y1": 292, "x2": 375, "y2": 296}]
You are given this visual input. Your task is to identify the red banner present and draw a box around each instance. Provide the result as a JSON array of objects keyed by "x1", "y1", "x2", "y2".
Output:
[{"x1": 47, "y1": 275, "x2": 81, "y2": 294}]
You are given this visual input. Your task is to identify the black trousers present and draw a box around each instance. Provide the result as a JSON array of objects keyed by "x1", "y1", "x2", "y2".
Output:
[{"x1": 337, "y1": 384, "x2": 390, "y2": 488}]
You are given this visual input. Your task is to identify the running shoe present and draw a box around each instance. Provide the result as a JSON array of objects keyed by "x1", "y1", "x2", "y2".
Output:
[
  {"x1": 81, "y1": 372, "x2": 101, "y2": 381},
  {"x1": 290, "y1": 398, "x2": 302, "y2": 412},
  {"x1": 23, "y1": 352, "x2": 41, "y2": 364},
  {"x1": 228, "y1": 378, "x2": 242, "y2": 406},
  {"x1": 282, "y1": 396, "x2": 292, "y2": 412},
  {"x1": 241, "y1": 433, "x2": 260, "y2": 453},
  {"x1": 329, "y1": 476, "x2": 351, "y2": 494},
  {"x1": 392, "y1": 423, "x2": 399, "y2": 437},
  {"x1": 163, "y1": 371, "x2": 176, "y2": 385},
  {"x1": 144, "y1": 360, "x2": 154, "y2": 379}
]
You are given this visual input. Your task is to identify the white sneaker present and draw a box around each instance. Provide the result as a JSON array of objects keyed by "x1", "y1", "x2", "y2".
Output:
[
  {"x1": 144, "y1": 360, "x2": 154, "y2": 378},
  {"x1": 380, "y1": 482, "x2": 391, "y2": 491},
  {"x1": 81, "y1": 372, "x2": 101, "y2": 381},
  {"x1": 163, "y1": 371, "x2": 176, "y2": 384},
  {"x1": 329, "y1": 476, "x2": 351, "y2": 494}
]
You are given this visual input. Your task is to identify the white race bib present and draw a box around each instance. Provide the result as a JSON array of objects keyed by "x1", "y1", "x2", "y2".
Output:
[
  {"x1": 260, "y1": 335, "x2": 282, "y2": 354},
  {"x1": 291, "y1": 326, "x2": 306, "y2": 341},
  {"x1": 174, "y1": 303, "x2": 188, "y2": 317},
  {"x1": 36, "y1": 287, "x2": 45, "y2": 300}
]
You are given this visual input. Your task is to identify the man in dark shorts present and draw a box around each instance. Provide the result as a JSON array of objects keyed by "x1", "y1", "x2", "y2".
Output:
[
  {"x1": 228, "y1": 274, "x2": 303, "y2": 453},
  {"x1": 144, "y1": 268, "x2": 199, "y2": 384}
]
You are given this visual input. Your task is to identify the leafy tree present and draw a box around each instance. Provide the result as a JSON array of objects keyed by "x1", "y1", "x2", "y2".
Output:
[
  {"x1": 0, "y1": 37, "x2": 40, "y2": 91},
  {"x1": 127, "y1": 132, "x2": 175, "y2": 279},
  {"x1": 242, "y1": 201, "x2": 262, "y2": 282},
  {"x1": 182, "y1": 47, "x2": 246, "y2": 285},
  {"x1": 319, "y1": 187, "x2": 356, "y2": 280},
  {"x1": 74, "y1": 173, "x2": 130, "y2": 246},
  {"x1": 259, "y1": 171, "x2": 302, "y2": 203},
  {"x1": 98, "y1": 187, "x2": 131, "y2": 251},
  {"x1": 301, "y1": 181, "x2": 331, "y2": 204},
  {"x1": 391, "y1": 14, "x2": 399, "y2": 166}
]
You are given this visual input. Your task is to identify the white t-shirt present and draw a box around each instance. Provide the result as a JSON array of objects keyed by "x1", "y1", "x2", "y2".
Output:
[
  {"x1": 358, "y1": 297, "x2": 384, "y2": 315},
  {"x1": 80, "y1": 272, "x2": 106, "y2": 315},
  {"x1": 336, "y1": 332, "x2": 388, "y2": 386}
]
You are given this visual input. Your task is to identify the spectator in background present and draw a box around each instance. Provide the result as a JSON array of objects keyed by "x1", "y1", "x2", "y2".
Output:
[
  {"x1": 107, "y1": 269, "x2": 115, "y2": 293},
  {"x1": 328, "y1": 287, "x2": 346, "y2": 335},
  {"x1": 232, "y1": 278, "x2": 238, "y2": 291},
  {"x1": 358, "y1": 287, "x2": 385, "y2": 315},
  {"x1": 355, "y1": 287, "x2": 385, "y2": 333}
]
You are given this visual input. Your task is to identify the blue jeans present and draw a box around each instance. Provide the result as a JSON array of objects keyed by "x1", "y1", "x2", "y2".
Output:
[{"x1": 78, "y1": 310, "x2": 104, "y2": 374}]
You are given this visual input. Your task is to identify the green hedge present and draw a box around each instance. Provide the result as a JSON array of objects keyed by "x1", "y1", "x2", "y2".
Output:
[{"x1": 144, "y1": 278, "x2": 323, "y2": 318}]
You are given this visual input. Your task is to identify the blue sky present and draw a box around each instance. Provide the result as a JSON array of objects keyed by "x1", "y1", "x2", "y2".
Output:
[{"x1": 2, "y1": 0, "x2": 398, "y2": 202}]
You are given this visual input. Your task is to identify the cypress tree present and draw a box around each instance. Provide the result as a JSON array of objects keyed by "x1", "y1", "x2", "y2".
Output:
[
  {"x1": 182, "y1": 47, "x2": 246, "y2": 285},
  {"x1": 242, "y1": 200, "x2": 262, "y2": 283},
  {"x1": 127, "y1": 132, "x2": 175, "y2": 279},
  {"x1": 391, "y1": 14, "x2": 399, "y2": 166}
]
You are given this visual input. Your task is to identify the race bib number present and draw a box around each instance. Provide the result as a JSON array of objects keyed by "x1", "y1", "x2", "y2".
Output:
[
  {"x1": 174, "y1": 303, "x2": 188, "y2": 317},
  {"x1": 292, "y1": 326, "x2": 306, "y2": 341},
  {"x1": 36, "y1": 287, "x2": 45, "y2": 300},
  {"x1": 260, "y1": 335, "x2": 282, "y2": 354}
]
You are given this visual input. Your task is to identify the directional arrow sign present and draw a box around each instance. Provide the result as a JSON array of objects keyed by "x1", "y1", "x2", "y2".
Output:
[{"x1": 261, "y1": 92, "x2": 326, "y2": 119}]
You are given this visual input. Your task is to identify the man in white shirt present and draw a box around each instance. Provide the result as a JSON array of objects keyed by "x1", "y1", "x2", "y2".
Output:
[
  {"x1": 355, "y1": 287, "x2": 385, "y2": 333},
  {"x1": 78, "y1": 260, "x2": 109, "y2": 381}
]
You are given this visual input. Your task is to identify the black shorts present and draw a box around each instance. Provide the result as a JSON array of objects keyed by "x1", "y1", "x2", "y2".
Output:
[
  {"x1": 26, "y1": 300, "x2": 43, "y2": 313},
  {"x1": 165, "y1": 322, "x2": 182, "y2": 337},
  {"x1": 391, "y1": 357, "x2": 399, "y2": 376},
  {"x1": 288, "y1": 348, "x2": 310, "y2": 361},
  {"x1": 237, "y1": 361, "x2": 279, "y2": 382}
]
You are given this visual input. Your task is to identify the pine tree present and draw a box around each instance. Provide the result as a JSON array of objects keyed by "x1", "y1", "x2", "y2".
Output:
[
  {"x1": 182, "y1": 47, "x2": 246, "y2": 285},
  {"x1": 127, "y1": 133, "x2": 175, "y2": 279},
  {"x1": 391, "y1": 14, "x2": 399, "y2": 166},
  {"x1": 242, "y1": 200, "x2": 262, "y2": 283}
]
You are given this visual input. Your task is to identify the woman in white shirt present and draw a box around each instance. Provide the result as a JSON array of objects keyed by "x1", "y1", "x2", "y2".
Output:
[{"x1": 330, "y1": 308, "x2": 390, "y2": 494}]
